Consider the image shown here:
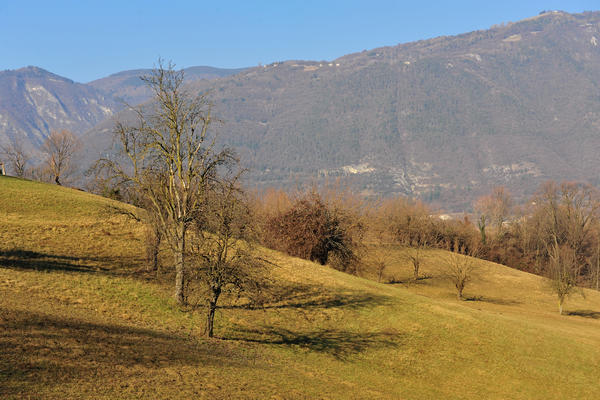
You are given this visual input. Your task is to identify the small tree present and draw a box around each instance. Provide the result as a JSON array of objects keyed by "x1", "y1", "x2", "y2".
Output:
[
  {"x1": 444, "y1": 246, "x2": 477, "y2": 300},
  {"x1": 1, "y1": 139, "x2": 30, "y2": 177},
  {"x1": 190, "y1": 176, "x2": 263, "y2": 338},
  {"x1": 41, "y1": 130, "x2": 81, "y2": 185},
  {"x1": 548, "y1": 239, "x2": 583, "y2": 315},
  {"x1": 407, "y1": 243, "x2": 426, "y2": 281},
  {"x1": 264, "y1": 191, "x2": 360, "y2": 273},
  {"x1": 474, "y1": 186, "x2": 512, "y2": 240}
]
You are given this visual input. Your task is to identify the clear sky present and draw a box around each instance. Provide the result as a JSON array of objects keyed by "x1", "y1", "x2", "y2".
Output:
[{"x1": 0, "y1": 0, "x2": 597, "y2": 83}]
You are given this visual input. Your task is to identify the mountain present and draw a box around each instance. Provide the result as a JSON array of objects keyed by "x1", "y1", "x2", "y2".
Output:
[
  {"x1": 0, "y1": 66, "x2": 246, "y2": 157},
  {"x1": 0, "y1": 66, "x2": 119, "y2": 152},
  {"x1": 87, "y1": 66, "x2": 247, "y2": 106},
  {"x1": 176, "y1": 10, "x2": 600, "y2": 209},
  {"x1": 7, "y1": 11, "x2": 600, "y2": 211}
]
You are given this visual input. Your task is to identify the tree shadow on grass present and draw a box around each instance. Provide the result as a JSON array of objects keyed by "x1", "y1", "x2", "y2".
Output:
[
  {"x1": 567, "y1": 310, "x2": 600, "y2": 319},
  {"x1": 464, "y1": 295, "x2": 521, "y2": 306},
  {"x1": 0, "y1": 249, "x2": 104, "y2": 273},
  {"x1": 387, "y1": 274, "x2": 433, "y2": 285},
  {"x1": 223, "y1": 281, "x2": 392, "y2": 311},
  {"x1": 0, "y1": 308, "x2": 244, "y2": 396},
  {"x1": 224, "y1": 324, "x2": 401, "y2": 360},
  {"x1": 0, "y1": 249, "x2": 143, "y2": 275}
]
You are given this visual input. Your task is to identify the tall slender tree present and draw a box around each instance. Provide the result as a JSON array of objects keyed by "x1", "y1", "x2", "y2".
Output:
[{"x1": 97, "y1": 60, "x2": 234, "y2": 304}]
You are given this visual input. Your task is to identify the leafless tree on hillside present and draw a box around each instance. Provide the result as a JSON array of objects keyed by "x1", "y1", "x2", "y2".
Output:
[
  {"x1": 41, "y1": 130, "x2": 81, "y2": 185},
  {"x1": 1, "y1": 139, "x2": 30, "y2": 178},
  {"x1": 189, "y1": 174, "x2": 264, "y2": 338},
  {"x1": 95, "y1": 60, "x2": 235, "y2": 305},
  {"x1": 547, "y1": 237, "x2": 584, "y2": 315},
  {"x1": 444, "y1": 245, "x2": 478, "y2": 300}
]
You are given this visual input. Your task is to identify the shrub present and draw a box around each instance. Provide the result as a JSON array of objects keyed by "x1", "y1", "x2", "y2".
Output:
[{"x1": 263, "y1": 191, "x2": 360, "y2": 273}]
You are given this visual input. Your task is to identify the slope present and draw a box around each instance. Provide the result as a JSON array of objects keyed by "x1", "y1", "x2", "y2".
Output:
[{"x1": 1, "y1": 176, "x2": 600, "y2": 399}]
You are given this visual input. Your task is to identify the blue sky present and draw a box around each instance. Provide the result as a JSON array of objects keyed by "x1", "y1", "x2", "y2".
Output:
[{"x1": 0, "y1": 0, "x2": 597, "y2": 82}]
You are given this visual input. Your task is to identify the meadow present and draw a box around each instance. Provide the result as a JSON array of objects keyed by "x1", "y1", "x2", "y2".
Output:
[{"x1": 1, "y1": 175, "x2": 600, "y2": 399}]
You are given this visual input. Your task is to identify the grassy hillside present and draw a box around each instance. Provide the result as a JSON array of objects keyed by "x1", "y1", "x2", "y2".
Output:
[{"x1": 2, "y1": 176, "x2": 600, "y2": 399}]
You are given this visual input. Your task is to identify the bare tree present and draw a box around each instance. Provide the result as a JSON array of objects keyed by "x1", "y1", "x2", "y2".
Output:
[
  {"x1": 474, "y1": 186, "x2": 512, "y2": 239},
  {"x1": 41, "y1": 130, "x2": 81, "y2": 185},
  {"x1": 190, "y1": 175, "x2": 263, "y2": 338},
  {"x1": 96, "y1": 60, "x2": 234, "y2": 304},
  {"x1": 535, "y1": 181, "x2": 598, "y2": 255},
  {"x1": 548, "y1": 238, "x2": 583, "y2": 315},
  {"x1": 444, "y1": 246, "x2": 477, "y2": 300},
  {"x1": 407, "y1": 242, "x2": 426, "y2": 281},
  {"x1": 1, "y1": 139, "x2": 30, "y2": 177}
]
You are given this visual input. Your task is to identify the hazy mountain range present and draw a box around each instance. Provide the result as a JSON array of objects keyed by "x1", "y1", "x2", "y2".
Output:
[
  {"x1": 0, "y1": 66, "x2": 245, "y2": 154},
  {"x1": 3, "y1": 10, "x2": 600, "y2": 210}
]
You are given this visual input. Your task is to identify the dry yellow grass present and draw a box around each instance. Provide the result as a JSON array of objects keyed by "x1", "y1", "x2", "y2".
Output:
[{"x1": 1, "y1": 176, "x2": 600, "y2": 399}]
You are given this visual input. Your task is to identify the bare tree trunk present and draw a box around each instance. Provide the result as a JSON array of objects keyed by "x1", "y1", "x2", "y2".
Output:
[
  {"x1": 174, "y1": 234, "x2": 186, "y2": 305},
  {"x1": 558, "y1": 299, "x2": 563, "y2": 315},
  {"x1": 146, "y1": 226, "x2": 161, "y2": 272},
  {"x1": 206, "y1": 288, "x2": 221, "y2": 338},
  {"x1": 596, "y1": 240, "x2": 600, "y2": 291},
  {"x1": 413, "y1": 259, "x2": 420, "y2": 281}
]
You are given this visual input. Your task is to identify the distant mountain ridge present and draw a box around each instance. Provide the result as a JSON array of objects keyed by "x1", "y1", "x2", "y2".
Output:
[
  {"x1": 0, "y1": 66, "x2": 118, "y2": 151},
  {"x1": 5, "y1": 11, "x2": 600, "y2": 211},
  {"x1": 0, "y1": 65, "x2": 246, "y2": 154},
  {"x1": 87, "y1": 65, "x2": 247, "y2": 106},
  {"x1": 172, "y1": 10, "x2": 600, "y2": 209}
]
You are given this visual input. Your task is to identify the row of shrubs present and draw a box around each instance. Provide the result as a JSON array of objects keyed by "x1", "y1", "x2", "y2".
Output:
[{"x1": 248, "y1": 181, "x2": 600, "y2": 290}]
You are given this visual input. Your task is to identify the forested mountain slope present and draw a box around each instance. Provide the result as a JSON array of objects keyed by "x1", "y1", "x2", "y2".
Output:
[{"x1": 180, "y1": 10, "x2": 600, "y2": 209}]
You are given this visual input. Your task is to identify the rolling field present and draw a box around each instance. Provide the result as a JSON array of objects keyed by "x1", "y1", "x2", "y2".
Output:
[{"x1": 1, "y1": 175, "x2": 600, "y2": 399}]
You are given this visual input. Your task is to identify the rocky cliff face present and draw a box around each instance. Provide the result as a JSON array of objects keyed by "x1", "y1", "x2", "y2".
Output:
[
  {"x1": 0, "y1": 67, "x2": 119, "y2": 151},
  {"x1": 0, "y1": 65, "x2": 246, "y2": 155}
]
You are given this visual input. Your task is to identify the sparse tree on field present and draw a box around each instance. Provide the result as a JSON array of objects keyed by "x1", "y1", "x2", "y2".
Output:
[
  {"x1": 1, "y1": 139, "x2": 30, "y2": 177},
  {"x1": 95, "y1": 60, "x2": 234, "y2": 304},
  {"x1": 190, "y1": 175, "x2": 263, "y2": 338},
  {"x1": 369, "y1": 246, "x2": 393, "y2": 283},
  {"x1": 444, "y1": 245, "x2": 477, "y2": 300},
  {"x1": 548, "y1": 238, "x2": 583, "y2": 315},
  {"x1": 41, "y1": 130, "x2": 81, "y2": 185},
  {"x1": 402, "y1": 213, "x2": 430, "y2": 281},
  {"x1": 407, "y1": 241, "x2": 427, "y2": 281}
]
